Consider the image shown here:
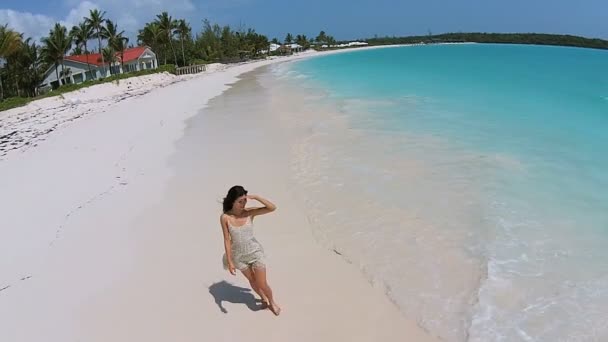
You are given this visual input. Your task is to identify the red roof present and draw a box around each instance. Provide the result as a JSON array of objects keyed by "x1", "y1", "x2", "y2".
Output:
[{"x1": 65, "y1": 46, "x2": 148, "y2": 66}]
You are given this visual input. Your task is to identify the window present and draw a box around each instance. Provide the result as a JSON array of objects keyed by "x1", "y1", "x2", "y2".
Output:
[
  {"x1": 85, "y1": 71, "x2": 95, "y2": 81},
  {"x1": 73, "y1": 73, "x2": 84, "y2": 84}
]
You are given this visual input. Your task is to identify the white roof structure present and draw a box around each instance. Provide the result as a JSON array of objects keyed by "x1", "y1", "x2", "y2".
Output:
[
  {"x1": 269, "y1": 43, "x2": 281, "y2": 52},
  {"x1": 335, "y1": 41, "x2": 369, "y2": 48},
  {"x1": 320, "y1": 41, "x2": 369, "y2": 48}
]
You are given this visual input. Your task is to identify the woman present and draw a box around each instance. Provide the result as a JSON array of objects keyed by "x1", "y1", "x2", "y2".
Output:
[{"x1": 221, "y1": 185, "x2": 281, "y2": 316}]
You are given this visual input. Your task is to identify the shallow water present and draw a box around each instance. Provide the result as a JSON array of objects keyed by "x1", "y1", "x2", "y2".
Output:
[{"x1": 262, "y1": 44, "x2": 608, "y2": 341}]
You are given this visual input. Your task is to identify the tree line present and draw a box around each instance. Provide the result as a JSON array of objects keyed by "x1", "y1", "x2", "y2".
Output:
[
  {"x1": 0, "y1": 11, "x2": 275, "y2": 100},
  {"x1": 278, "y1": 30, "x2": 337, "y2": 49},
  {"x1": 1, "y1": 7, "x2": 339, "y2": 103},
  {"x1": 0, "y1": 9, "x2": 131, "y2": 99},
  {"x1": 4, "y1": 14, "x2": 607, "y2": 103},
  {"x1": 366, "y1": 32, "x2": 608, "y2": 50}
]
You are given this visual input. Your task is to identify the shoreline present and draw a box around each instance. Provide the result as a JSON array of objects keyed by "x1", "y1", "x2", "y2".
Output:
[
  {"x1": 258, "y1": 63, "x2": 485, "y2": 341},
  {"x1": 263, "y1": 42, "x2": 608, "y2": 341},
  {"x1": 0, "y1": 45, "x2": 405, "y2": 160},
  {"x1": 0, "y1": 45, "x2": 437, "y2": 341}
]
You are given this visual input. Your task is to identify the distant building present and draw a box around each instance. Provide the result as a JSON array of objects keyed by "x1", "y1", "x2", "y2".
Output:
[
  {"x1": 269, "y1": 43, "x2": 281, "y2": 52},
  {"x1": 271, "y1": 43, "x2": 305, "y2": 55},
  {"x1": 288, "y1": 43, "x2": 304, "y2": 53},
  {"x1": 330, "y1": 41, "x2": 369, "y2": 48},
  {"x1": 40, "y1": 46, "x2": 158, "y2": 89}
]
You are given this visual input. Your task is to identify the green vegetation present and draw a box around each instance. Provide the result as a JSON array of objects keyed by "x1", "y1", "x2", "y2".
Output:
[
  {"x1": 3, "y1": 5, "x2": 606, "y2": 113},
  {"x1": 137, "y1": 17, "x2": 270, "y2": 65},
  {"x1": 314, "y1": 30, "x2": 336, "y2": 47},
  {"x1": 0, "y1": 8, "x2": 132, "y2": 104},
  {"x1": 1, "y1": 6, "x2": 272, "y2": 112},
  {"x1": 366, "y1": 32, "x2": 608, "y2": 50},
  {"x1": 0, "y1": 96, "x2": 30, "y2": 111},
  {"x1": 278, "y1": 30, "x2": 335, "y2": 52},
  {"x1": 0, "y1": 64, "x2": 176, "y2": 112},
  {"x1": 1, "y1": 25, "x2": 44, "y2": 100},
  {"x1": 190, "y1": 19, "x2": 270, "y2": 63},
  {"x1": 1, "y1": 8, "x2": 338, "y2": 112}
]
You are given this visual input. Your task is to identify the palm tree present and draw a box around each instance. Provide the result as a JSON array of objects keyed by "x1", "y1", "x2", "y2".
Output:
[
  {"x1": 316, "y1": 31, "x2": 328, "y2": 46},
  {"x1": 174, "y1": 19, "x2": 190, "y2": 66},
  {"x1": 116, "y1": 37, "x2": 129, "y2": 72},
  {"x1": 101, "y1": 46, "x2": 117, "y2": 75},
  {"x1": 326, "y1": 35, "x2": 336, "y2": 48},
  {"x1": 59, "y1": 67, "x2": 72, "y2": 83},
  {"x1": 19, "y1": 38, "x2": 44, "y2": 96},
  {"x1": 104, "y1": 20, "x2": 128, "y2": 73},
  {"x1": 0, "y1": 25, "x2": 22, "y2": 57},
  {"x1": 252, "y1": 33, "x2": 269, "y2": 57},
  {"x1": 70, "y1": 22, "x2": 94, "y2": 80},
  {"x1": 0, "y1": 24, "x2": 23, "y2": 100},
  {"x1": 84, "y1": 9, "x2": 107, "y2": 77},
  {"x1": 41, "y1": 23, "x2": 72, "y2": 87},
  {"x1": 155, "y1": 12, "x2": 178, "y2": 66},
  {"x1": 296, "y1": 34, "x2": 309, "y2": 48},
  {"x1": 5, "y1": 37, "x2": 43, "y2": 97},
  {"x1": 138, "y1": 22, "x2": 160, "y2": 50},
  {"x1": 138, "y1": 22, "x2": 162, "y2": 63},
  {"x1": 284, "y1": 33, "x2": 293, "y2": 44}
]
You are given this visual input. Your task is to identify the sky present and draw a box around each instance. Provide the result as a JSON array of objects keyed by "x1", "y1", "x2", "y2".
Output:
[{"x1": 1, "y1": 0, "x2": 606, "y2": 43}]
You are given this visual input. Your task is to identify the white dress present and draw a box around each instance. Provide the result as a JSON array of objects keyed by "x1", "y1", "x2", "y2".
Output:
[{"x1": 222, "y1": 216, "x2": 266, "y2": 270}]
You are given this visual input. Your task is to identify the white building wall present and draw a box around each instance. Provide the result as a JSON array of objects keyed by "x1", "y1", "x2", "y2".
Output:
[
  {"x1": 42, "y1": 61, "x2": 102, "y2": 87},
  {"x1": 41, "y1": 48, "x2": 158, "y2": 88}
]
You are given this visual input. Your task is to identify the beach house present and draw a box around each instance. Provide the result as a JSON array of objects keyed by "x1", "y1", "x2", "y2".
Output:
[
  {"x1": 40, "y1": 46, "x2": 158, "y2": 89},
  {"x1": 269, "y1": 43, "x2": 281, "y2": 53},
  {"x1": 288, "y1": 43, "x2": 304, "y2": 52}
]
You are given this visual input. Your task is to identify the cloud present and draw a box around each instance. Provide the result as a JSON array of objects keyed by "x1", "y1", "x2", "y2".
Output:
[
  {"x1": 116, "y1": 13, "x2": 139, "y2": 34},
  {"x1": 2, "y1": 0, "x2": 196, "y2": 43},
  {"x1": 0, "y1": 9, "x2": 55, "y2": 41},
  {"x1": 131, "y1": 0, "x2": 195, "y2": 12},
  {"x1": 0, "y1": 2, "x2": 98, "y2": 41},
  {"x1": 65, "y1": 0, "x2": 195, "y2": 12},
  {"x1": 60, "y1": 1, "x2": 99, "y2": 29}
]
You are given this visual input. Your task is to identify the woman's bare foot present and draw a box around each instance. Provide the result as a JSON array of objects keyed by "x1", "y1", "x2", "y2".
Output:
[{"x1": 269, "y1": 302, "x2": 281, "y2": 316}]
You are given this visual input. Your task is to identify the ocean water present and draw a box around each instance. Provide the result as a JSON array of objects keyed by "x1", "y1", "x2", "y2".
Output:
[{"x1": 268, "y1": 44, "x2": 608, "y2": 341}]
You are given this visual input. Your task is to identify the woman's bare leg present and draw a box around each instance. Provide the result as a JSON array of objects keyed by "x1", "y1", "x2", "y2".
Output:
[
  {"x1": 253, "y1": 266, "x2": 281, "y2": 315},
  {"x1": 240, "y1": 267, "x2": 269, "y2": 305}
]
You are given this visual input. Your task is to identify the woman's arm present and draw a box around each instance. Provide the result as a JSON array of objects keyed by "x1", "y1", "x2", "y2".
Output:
[
  {"x1": 246, "y1": 194, "x2": 277, "y2": 217},
  {"x1": 220, "y1": 214, "x2": 236, "y2": 275}
]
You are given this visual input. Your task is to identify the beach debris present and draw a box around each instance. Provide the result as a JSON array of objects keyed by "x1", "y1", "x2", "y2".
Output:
[{"x1": 0, "y1": 131, "x2": 17, "y2": 141}]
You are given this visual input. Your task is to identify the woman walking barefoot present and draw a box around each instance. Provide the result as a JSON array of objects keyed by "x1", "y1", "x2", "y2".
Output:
[{"x1": 221, "y1": 185, "x2": 281, "y2": 316}]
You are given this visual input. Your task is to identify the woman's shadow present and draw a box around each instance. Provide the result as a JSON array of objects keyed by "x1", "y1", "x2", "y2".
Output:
[{"x1": 209, "y1": 280, "x2": 265, "y2": 313}]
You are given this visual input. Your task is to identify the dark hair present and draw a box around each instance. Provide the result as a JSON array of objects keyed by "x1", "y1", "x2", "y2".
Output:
[{"x1": 222, "y1": 185, "x2": 248, "y2": 213}]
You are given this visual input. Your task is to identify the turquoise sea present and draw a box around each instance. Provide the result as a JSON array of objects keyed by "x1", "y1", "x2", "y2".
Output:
[{"x1": 272, "y1": 44, "x2": 608, "y2": 341}]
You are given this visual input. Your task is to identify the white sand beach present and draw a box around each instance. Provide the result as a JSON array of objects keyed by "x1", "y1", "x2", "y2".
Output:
[{"x1": 0, "y1": 48, "x2": 436, "y2": 341}]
